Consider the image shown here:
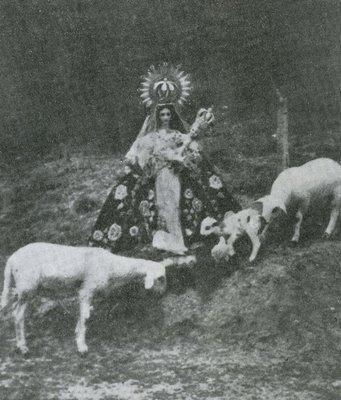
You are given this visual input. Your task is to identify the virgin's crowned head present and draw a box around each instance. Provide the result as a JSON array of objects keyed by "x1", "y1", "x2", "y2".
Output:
[
  {"x1": 139, "y1": 64, "x2": 191, "y2": 134},
  {"x1": 156, "y1": 104, "x2": 186, "y2": 132},
  {"x1": 140, "y1": 64, "x2": 191, "y2": 109},
  {"x1": 157, "y1": 106, "x2": 171, "y2": 127}
]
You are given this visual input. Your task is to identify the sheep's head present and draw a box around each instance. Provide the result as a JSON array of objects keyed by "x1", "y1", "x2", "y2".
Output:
[
  {"x1": 144, "y1": 266, "x2": 167, "y2": 295},
  {"x1": 200, "y1": 216, "x2": 221, "y2": 236},
  {"x1": 199, "y1": 216, "x2": 225, "y2": 254}
]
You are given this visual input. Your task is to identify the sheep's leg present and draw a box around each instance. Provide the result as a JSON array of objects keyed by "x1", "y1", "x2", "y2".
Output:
[
  {"x1": 291, "y1": 210, "x2": 304, "y2": 243},
  {"x1": 75, "y1": 289, "x2": 92, "y2": 354},
  {"x1": 324, "y1": 192, "x2": 341, "y2": 237},
  {"x1": 291, "y1": 200, "x2": 309, "y2": 243},
  {"x1": 245, "y1": 228, "x2": 261, "y2": 262},
  {"x1": 259, "y1": 222, "x2": 270, "y2": 242},
  {"x1": 13, "y1": 299, "x2": 28, "y2": 354},
  {"x1": 324, "y1": 209, "x2": 339, "y2": 237},
  {"x1": 245, "y1": 226, "x2": 261, "y2": 262}
]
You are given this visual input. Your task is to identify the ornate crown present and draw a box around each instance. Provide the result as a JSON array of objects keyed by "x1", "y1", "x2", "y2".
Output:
[{"x1": 140, "y1": 63, "x2": 191, "y2": 108}]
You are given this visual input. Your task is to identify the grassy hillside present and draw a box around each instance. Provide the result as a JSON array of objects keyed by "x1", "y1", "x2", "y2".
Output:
[{"x1": 0, "y1": 152, "x2": 341, "y2": 399}]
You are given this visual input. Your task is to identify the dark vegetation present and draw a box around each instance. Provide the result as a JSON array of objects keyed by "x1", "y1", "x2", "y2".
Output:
[
  {"x1": 0, "y1": 0, "x2": 339, "y2": 160},
  {"x1": 0, "y1": 1, "x2": 340, "y2": 399}
]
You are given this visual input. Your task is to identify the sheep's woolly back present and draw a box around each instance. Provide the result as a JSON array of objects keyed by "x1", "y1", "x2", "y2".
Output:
[{"x1": 271, "y1": 158, "x2": 341, "y2": 197}]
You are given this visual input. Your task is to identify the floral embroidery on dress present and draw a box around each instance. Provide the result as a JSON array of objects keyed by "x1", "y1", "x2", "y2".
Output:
[
  {"x1": 114, "y1": 184, "x2": 128, "y2": 200},
  {"x1": 139, "y1": 200, "x2": 150, "y2": 217},
  {"x1": 184, "y1": 188, "x2": 194, "y2": 199},
  {"x1": 192, "y1": 198, "x2": 203, "y2": 212},
  {"x1": 129, "y1": 226, "x2": 139, "y2": 237},
  {"x1": 209, "y1": 175, "x2": 223, "y2": 190},
  {"x1": 93, "y1": 230, "x2": 104, "y2": 241},
  {"x1": 108, "y1": 223, "x2": 122, "y2": 241}
]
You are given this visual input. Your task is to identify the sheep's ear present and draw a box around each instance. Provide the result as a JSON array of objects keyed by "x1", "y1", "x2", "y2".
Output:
[
  {"x1": 224, "y1": 211, "x2": 235, "y2": 219},
  {"x1": 144, "y1": 274, "x2": 154, "y2": 290}
]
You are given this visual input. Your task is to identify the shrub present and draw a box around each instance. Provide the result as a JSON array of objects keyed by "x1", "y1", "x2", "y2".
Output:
[{"x1": 73, "y1": 195, "x2": 100, "y2": 214}]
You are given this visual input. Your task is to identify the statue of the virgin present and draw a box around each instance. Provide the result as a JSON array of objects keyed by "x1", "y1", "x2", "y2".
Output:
[{"x1": 89, "y1": 64, "x2": 240, "y2": 255}]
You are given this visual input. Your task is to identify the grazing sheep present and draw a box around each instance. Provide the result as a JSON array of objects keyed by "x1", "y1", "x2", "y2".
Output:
[
  {"x1": 214, "y1": 207, "x2": 271, "y2": 263},
  {"x1": 210, "y1": 158, "x2": 341, "y2": 262},
  {"x1": 1, "y1": 242, "x2": 195, "y2": 354},
  {"x1": 259, "y1": 158, "x2": 341, "y2": 242},
  {"x1": 200, "y1": 210, "x2": 267, "y2": 263}
]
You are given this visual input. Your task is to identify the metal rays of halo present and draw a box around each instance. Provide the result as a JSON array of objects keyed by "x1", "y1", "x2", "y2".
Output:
[{"x1": 140, "y1": 63, "x2": 191, "y2": 108}]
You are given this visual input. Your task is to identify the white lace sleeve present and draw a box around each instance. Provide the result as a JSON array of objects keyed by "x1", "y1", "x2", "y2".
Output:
[{"x1": 125, "y1": 133, "x2": 155, "y2": 169}]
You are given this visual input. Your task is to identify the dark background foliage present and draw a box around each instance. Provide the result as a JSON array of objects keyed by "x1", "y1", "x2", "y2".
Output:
[{"x1": 0, "y1": 0, "x2": 339, "y2": 160}]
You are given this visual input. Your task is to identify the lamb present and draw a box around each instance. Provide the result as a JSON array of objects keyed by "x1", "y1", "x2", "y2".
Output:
[
  {"x1": 209, "y1": 158, "x2": 341, "y2": 262},
  {"x1": 1, "y1": 242, "x2": 195, "y2": 355}
]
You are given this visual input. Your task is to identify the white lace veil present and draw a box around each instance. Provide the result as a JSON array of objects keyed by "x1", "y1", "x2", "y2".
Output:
[{"x1": 124, "y1": 115, "x2": 151, "y2": 162}]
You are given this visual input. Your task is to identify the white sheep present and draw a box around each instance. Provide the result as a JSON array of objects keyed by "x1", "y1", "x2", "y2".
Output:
[
  {"x1": 1, "y1": 242, "x2": 195, "y2": 355},
  {"x1": 212, "y1": 158, "x2": 341, "y2": 262},
  {"x1": 200, "y1": 210, "x2": 267, "y2": 263}
]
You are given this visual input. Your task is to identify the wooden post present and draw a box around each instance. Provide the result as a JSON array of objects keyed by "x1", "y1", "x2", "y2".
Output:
[{"x1": 274, "y1": 87, "x2": 289, "y2": 171}]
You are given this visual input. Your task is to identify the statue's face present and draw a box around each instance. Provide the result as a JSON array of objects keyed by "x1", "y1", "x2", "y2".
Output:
[{"x1": 159, "y1": 107, "x2": 171, "y2": 125}]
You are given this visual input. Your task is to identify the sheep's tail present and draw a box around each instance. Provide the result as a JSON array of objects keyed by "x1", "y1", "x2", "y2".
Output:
[
  {"x1": 161, "y1": 255, "x2": 197, "y2": 268},
  {"x1": 1, "y1": 259, "x2": 12, "y2": 311}
]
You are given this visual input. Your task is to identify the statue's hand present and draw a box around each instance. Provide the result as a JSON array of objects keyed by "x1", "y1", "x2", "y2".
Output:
[
  {"x1": 190, "y1": 107, "x2": 215, "y2": 137},
  {"x1": 196, "y1": 107, "x2": 215, "y2": 125}
]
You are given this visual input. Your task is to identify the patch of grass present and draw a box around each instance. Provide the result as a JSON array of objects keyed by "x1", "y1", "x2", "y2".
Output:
[{"x1": 73, "y1": 196, "x2": 100, "y2": 215}]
